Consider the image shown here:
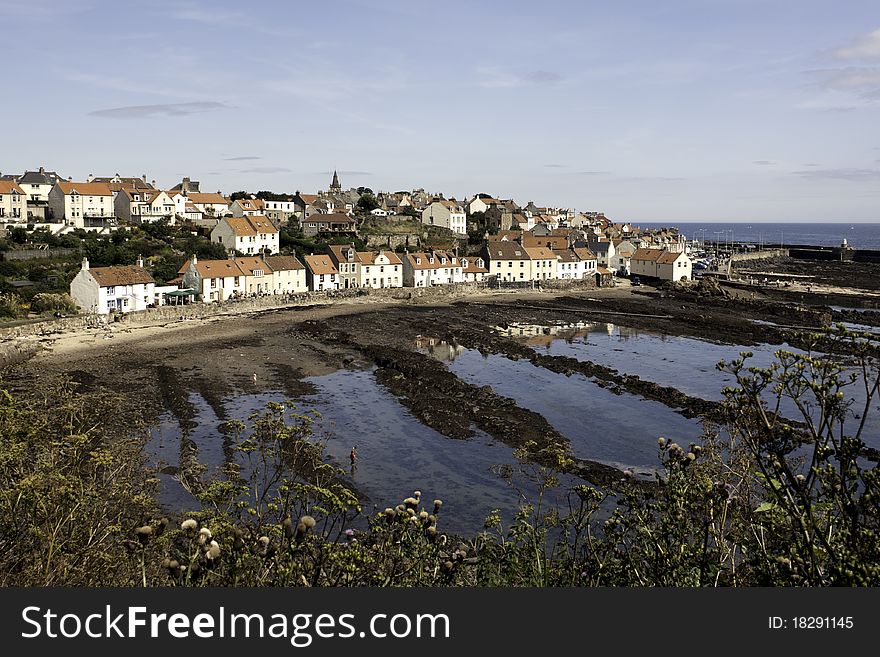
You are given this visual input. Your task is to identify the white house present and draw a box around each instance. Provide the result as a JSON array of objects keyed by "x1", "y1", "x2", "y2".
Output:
[
  {"x1": 370, "y1": 207, "x2": 389, "y2": 217},
  {"x1": 461, "y1": 255, "x2": 489, "y2": 282},
  {"x1": 630, "y1": 248, "x2": 692, "y2": 282},
  {"x1": 261, "y1": 199, "x2": 298, "y2": 225},
  {"x1": 186, "y1": 192, "x2": 229, "y2": 217},
  {"x1": 70, "y1": 257, "x2": 155, "y2": 315},
  {"x1": 358, "y1": 250, "x2": 403, "y2": 288},
  {"x1": 523, "y1": 246, "x2": 557, "y2": 281},
  {"x1": 0, "y1": 181, "x2": 27, "y2": 223},
  {"x1": 264, "y1": 255, "x2": 307, "y2": 294},
  {"x1": 48, "y1": 181, "x2": 115, "y2": 228},
  {"x1": 230, "y1": 198, "x2": 265, "y2": 217},
  {"x1": 481, "y1": 240, "x2": 531, "y2": 282},
  {"x1": 15, "y1": 167, "x2": 65, "y2": 221},
  {"x1": 402, "y1": 250, "x2": 463, "y2": 287},
  {"x1": 114, "y1": 188, "x2": 175, "y2": 225},
  {"x1": 554, "y1": 249, "x2": 587, "y2": 280},
  {"x1": 211, "y1": 215, "x2": 279, "y2": 255},
  {"x1": 233, "y1": 256, "x2": 276, "y2": 295},
  {"x1": 468, "y1": 195, "x2": 499, "y2": 215},
  {"x1": 304, "y1": 254, "x2": 340, "y2": 291},
  {"x1": 421, "y1": 200, "x2": 467, "y2": 235},
  {"x1": 179, "y1": 256, "x2": 246, "y2": 303}
]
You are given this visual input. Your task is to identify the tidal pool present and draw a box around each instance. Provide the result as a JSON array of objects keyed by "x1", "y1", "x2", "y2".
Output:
[{"x1": 146, "y1": 367, "x2": 581, "y2": 535}]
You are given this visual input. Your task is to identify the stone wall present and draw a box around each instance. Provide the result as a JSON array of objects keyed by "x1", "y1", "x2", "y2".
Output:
[
  {"x1": 729, "y1": 249, "x2": 789, "y2": 262},
  {"x1": 363, "y1": 233, "x2": 421, "y2": 250}
]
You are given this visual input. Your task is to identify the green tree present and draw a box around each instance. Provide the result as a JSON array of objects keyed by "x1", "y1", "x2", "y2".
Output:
[{"x1": 356, "y1": 193, "x2": 380, "y2": 214}]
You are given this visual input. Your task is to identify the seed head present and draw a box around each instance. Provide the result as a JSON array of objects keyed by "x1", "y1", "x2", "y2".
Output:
[
  {"x1": 433, "y1": 500, "x2": 443, "y2": 514},
  {"x1": 135, "y1": 525, "x2": 153, "y2": 544},
  {"x1": 198, "y1": 527, "x2": 212, "y2": 545},
  {"x1": 181, "y1": 519, "x2": 198, "y2": 531},
  {"x1": 206, "y1": 541, "x2": 221, "y2": 561}
]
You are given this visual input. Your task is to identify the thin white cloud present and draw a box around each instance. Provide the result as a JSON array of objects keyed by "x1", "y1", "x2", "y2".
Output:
[
  {"x1": 89, "y1": 101, "x2": 229, "y2": 119},
  {"x1": 753, "y1": 160, "x2": 776, "y2": 166},
  {"x1": 832, "y1": 28, "x2": 880, "y2": 60},
  {"x1": 793, "y1": 168, "x2": 880, "y2": 181},
  {"x1": 224, "y1": 156, "x2": 261, "y2": 161},
  {"x1": 476, "y1": 68, "x2": 564, "y2": 88},
  {"x1": 240, "y1": 166, "x2": 292, "y2": 174}
]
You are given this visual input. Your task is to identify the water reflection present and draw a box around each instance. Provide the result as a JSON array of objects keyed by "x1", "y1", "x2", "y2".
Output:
[{"x1": 146, "y1": 368, "x2": 582, "y2": 535}]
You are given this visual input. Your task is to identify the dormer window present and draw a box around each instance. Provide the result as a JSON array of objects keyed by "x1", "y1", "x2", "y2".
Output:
[{"x1": 415, "y1": 257, "x2": 421, "y2": 264}]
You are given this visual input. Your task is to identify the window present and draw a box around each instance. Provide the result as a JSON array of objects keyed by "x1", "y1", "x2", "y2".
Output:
[
  {"x1": 211, "y1": 278, "x2": 217, "y2": 288},
  {"x1": 106, "y1": 286, "x2": 115, "y2": 296}
]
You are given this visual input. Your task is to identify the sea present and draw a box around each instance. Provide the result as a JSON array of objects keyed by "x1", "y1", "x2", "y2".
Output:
[{"x1": 636, "y1": 222, "x2": 880, "y2": 250}]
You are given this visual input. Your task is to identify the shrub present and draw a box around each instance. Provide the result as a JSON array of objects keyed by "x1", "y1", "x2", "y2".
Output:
[{"x1": 30, "y1": 292, "x2": 77, "y2": 315}]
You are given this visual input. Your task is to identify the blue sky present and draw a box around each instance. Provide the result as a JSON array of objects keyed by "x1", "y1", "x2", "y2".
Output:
[{"x1": 1, "y1": 0, "x2": 879, "y2": 221}]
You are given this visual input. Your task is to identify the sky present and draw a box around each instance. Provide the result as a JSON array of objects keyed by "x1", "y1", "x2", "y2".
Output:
[{"x1": 1, "y1": 0, "x2": 879, "y2": 222}]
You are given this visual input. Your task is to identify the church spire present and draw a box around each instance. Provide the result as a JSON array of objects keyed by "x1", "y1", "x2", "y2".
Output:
[{"x1": 330, "y1": 169, "x2": 341, "y2": 192}]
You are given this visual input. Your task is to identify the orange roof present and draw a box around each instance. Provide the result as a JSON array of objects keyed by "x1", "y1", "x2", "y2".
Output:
[
  {"x1": 56, "y1": 181, "x2": 113, "y2": 196},
  {"x1": 221, "y1": 215, "x2": 278, "y2": 236},
  {"x1": 188, "y1": 193, "x2": 229, "y2": 205},
  {"x1": 404, "y1": 251, "x2": 459, "y2": 270},
  {"x1": 0, "y1": 181, "x2": 25, "y2": 194},
  {"x1": 88, "y1": 265, "x2": 154, "y2": 287},
  {"x1": 522, "y1": 235, "x2": 568, "y2": 249},
  {"x1": 234, "y1": 198, "x2": 265, "y2": 210},
  {"x1": 178, "y1": 259, "x2": 246, "y2": 278},
  {"x1": 358, "y1": 251, "x2": 403, "y2": 266},
  {"x1": 632, "y1": 248, "x2": 664, "y2": 262},
  {"x1": 524, "y1": 246, "x2": 555, "y2": 260},
  {"x1": 233, "y1": 257, "x2": 273, "y2": 276},
  {"x1": 657, "y1": 251, "x2": 683, "y2": 264},
  {"x1": 264, "y1": 255, "x2": 305, "y2": 271},
  {"x1": 298, "y1": 193, "x2": 319, "y2": 204},
  {"x1": 304, "y1": 254, "x2": 339, "y2": 276},
  {"x1": 461, "y1": 257, "x2": 488, "y2": 273},
  {"x1": 573, "y1": 247, "x2": 596, "y2": 261}
]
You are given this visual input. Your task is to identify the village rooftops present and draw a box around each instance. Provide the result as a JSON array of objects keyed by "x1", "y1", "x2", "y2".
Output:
[
  {"x1": 523, "y1": 246, "x2": 555, "y2": 260},
  {"x1": 657, "y1": 251, "x2": 683, "y2": 264},
  {"x1": 0, "y1": 181, "x2": 25, "y2": 194},
  {"x1": 88, "y1": 264, "x2": 155, "y2": 287},
  {"x1": 186, "y1": 192, "x2": 229, "y2": 205},
  {"x1": 222, "y1": 215, "x2": 278, "y2": 236},
  {"x1": 552, "y1": 248, "x2": 580, "y2": 263},
  {"x1": 264, "y1": 255, "x2": 305, "y2": 271},
  {"x1": 55, "y1": 181, "x2": 113, "y2": 196},
  {"x1": 178, "y1": 258, "x2": 247, "y2": 278},
  {"x1": 573, "y1": 247, "x2": 597, "y2": 261},
  {"x1": 232, "y1": 257, "x2": 273, "y2": 276},
  {"x1": 405, "y1": 251, "x2": 459, "y2": 269},
  {"x1": 486, "y1": 241, "x2": 529, "y2": 260},
  {"x1": 461, "y1": 257, "x2": 488, "y2": 273},
  {"x1": 357, "y1": 250, "x2": 403, "y2": 265},
  {"x1": 632, "y1": 248, "x2": 665, "y2": 262},
  {"x1": 18, "y1": 169, "x2": 65, "y2": 185},
  {"x1": 303, "y1": 254, "x2": 339, "y2": 276}
]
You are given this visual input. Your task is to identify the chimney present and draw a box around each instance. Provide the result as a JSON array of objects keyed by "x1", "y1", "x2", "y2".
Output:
[
  {"x1": 87, "y1": 173, "x2": 94, "y2": 183},
  {"x1": 39, "y1": 166, "x2": 45, "y2": 174},
  {"x1": 136, "y1": 254, "x2": 144, "y2": 268},
  {"x1": 142, "y1": 174, "x2": 147, "y2": 183},
  {"x1": 81, "y1": 257, "x2": 89, "y2": 271},
  {"x1": 191, "y1": 254, "x2": 197, "y2": 265}
]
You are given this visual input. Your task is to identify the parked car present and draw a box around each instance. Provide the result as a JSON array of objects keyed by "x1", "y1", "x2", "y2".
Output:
[{"x1": 631, "y1": 276, "x2": 641, "y2": 286}]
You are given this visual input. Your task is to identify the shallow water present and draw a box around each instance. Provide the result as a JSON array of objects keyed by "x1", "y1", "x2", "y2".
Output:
[
  {"x1": 425, "y1": 346, "x2": 704, "y2": 470},
  {"x1": 513, "y1": 323, "x2": 880, "y2": 448},
  {"x1": 146, "y1": 368, "x2": 581, "y2": 535}
]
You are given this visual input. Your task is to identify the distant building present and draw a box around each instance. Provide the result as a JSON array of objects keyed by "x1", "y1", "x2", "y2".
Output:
[
  {"x1": 421, "y1": 200, "x2": 467, "y2": 235},
  {"x1": 16, "y1": 167, "x2": 65, "y2": 221},
  {"x1": 263, "y1": 254, "x2": 307, "y2": 294},
  {"x1": 301, "y1": 213, "x2": 357, "y2": 238},
  {"x1": 48, "y1": 181, "x2": 115, "y2": 228},
  {"x1": 179, "y1": 256, "x2": 246, "y2": 302},
  {"x1": 230, "y1": 197, "x2": 265, "y2": 217},
  {"x1": 303, "y1": 254, "x2": 340, "y2": 291},
  {"x1": 630, "y1": 248, "x2": 692, "y2": 282},
  {"x1": 211, "y1": 215, "x2": 279, "y2": 255},
  {"x1": 114, "y1": 188, "x2": 175, "y2": 225},
  {"x1": 0, "y1": 180, "x2": 27, "y2": 223},
  {"x1": 402, "y1": 250, "x2": 463, "y2": 287},
  {"x1": 70, "y1": 256, "x2": 155, "y2": 314}
]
